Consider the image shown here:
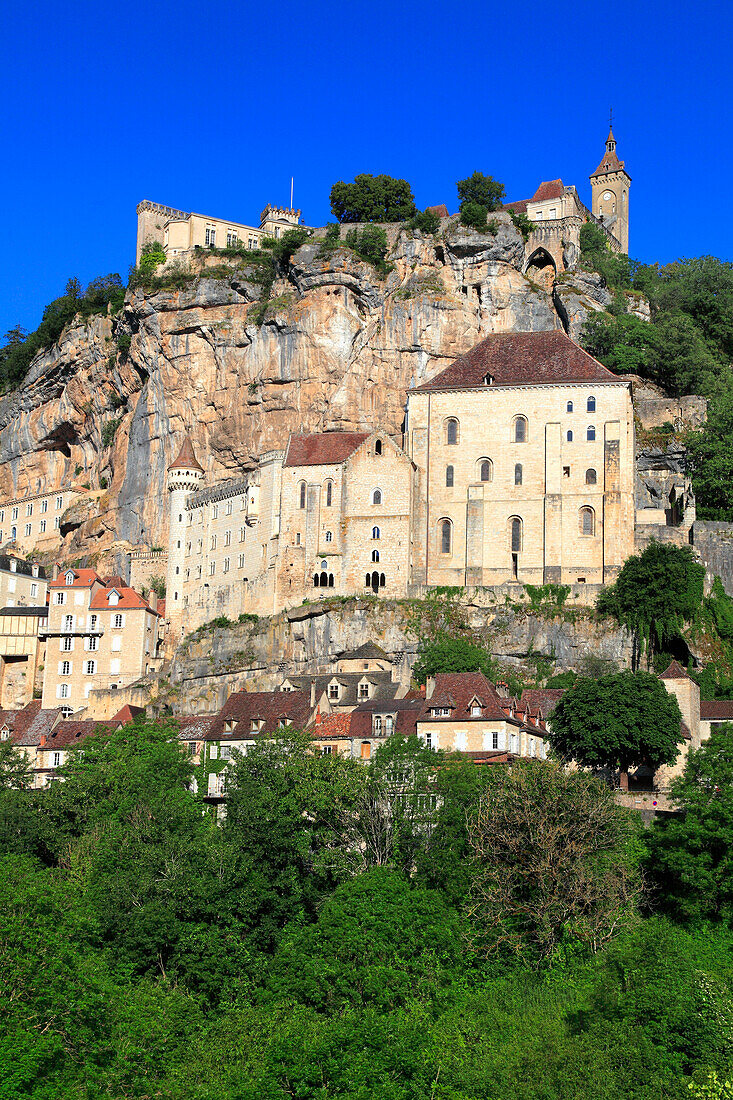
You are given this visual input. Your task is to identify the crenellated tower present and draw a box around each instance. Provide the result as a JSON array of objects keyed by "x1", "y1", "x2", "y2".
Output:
[
  {"x1": 166, "y1": 436, "x2": 204, "y2": 649},
  {"x1": 590, "y1": 124, "x2": 631, "y2": 253}
]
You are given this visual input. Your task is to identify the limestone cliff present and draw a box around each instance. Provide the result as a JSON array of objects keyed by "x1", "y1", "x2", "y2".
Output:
[{"x1": 0, "y1": 214, "x2": 622, "y2": 560}]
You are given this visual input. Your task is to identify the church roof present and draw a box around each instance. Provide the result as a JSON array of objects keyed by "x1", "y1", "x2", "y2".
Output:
[
  {"x1": 414, "y1": 331, "x2": 618, "y2": 393},
  {"x1": 284, "y1": 432, "x2": 370, "y2": 468},
  {"x1": 591, "y1": 129, "x2": 628, "y2": 177},
  {"x1": 169, "y1": 435, "x2": 204, "y2": 473},
  {"x1": 339, "y1": 642, "x2": 389, "y2": 661},
  {"x1": 659, "y1": 660, "x2": 690, "y2": 680},
  {"x1": 530, "y1": 180, "x2": 565, "y2": 202}
]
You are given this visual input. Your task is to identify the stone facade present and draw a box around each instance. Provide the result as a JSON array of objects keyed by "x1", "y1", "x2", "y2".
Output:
[
  {"x1": 0, "y1": 607, "x2": 47, "y2": 707},
  {"x1": 0, "y1": 555, "x2": 46, "y2": 609},
  {"x1": 0, "y1": 488, "x2": 81, "y2": 554},
  {"x1": 136, "y1": 200, "x2": 305, "y2": 263},
  {"x1": 590, "y1": 127, "x2": 631, "y2": 254},
  {"x1": 41, "y1": 568, "x2": 164, "y2": 716}
]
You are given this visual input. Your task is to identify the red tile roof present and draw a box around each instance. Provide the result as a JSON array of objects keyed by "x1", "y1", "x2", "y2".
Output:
[
  {"x1": 89, "y1": 586, "x2": 158, "y2": 613},
  {"x1": 531, "y1": 179, "x2": 565, "y2": 203},
  {"x1": 312, "y1": 712, "x2": 353, "y2": 740},
  {"x1": 169, "y1": 435, "x2": 204, "y2": 472},
  {"x1": 700, "y1": 701, "x2": 733, "y2": 720},
  {"x1": 426, "y1": 204, "x2": 449, "y2": 218},
  {"x1": 502, "y1": 199, "x2": 529, "y2": 214},
  {"x1": 592, "y1": 133, "x2": 626, "y2": 177},
  {"x1": 50, "y1": 568, "x2": 102, "y2": 589},
  {"x1": 206, "y1": 689, "x2": 314, "y2": 740},
  {"x1": 414, "y1": 331, "x2": 617, "y2": 393},
  {"x1": 284, "y1": 432, "x2": 369, "y2": 468},
  {"x1": 519, "y1": 688, "x2": 566, "y2": 716},
  {"x1": 419, "y1": 672, "x2": 520, "y2": 724},
  {"x1": 41, "y1": 720, "x2": 100, "y2": 749},
  {"x1": 659, "y1": 660, "x2": 690, "y2": 680},
  {"x1": 348, "y1": 697, "x2": 423, "y2": 740},
  {"x1": 110, "y1": 704, "x2": 145, "y2": 724}
]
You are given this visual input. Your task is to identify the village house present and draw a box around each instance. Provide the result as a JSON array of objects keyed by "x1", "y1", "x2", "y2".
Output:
[
  {"x1": 0, "y1": 488, "x2": 82, "y2": 555},
  {"x1": 41, "y1": 568, "x2": 164, "y2": 715},
  {"x1": 0, "y1": 606, "x2": 48, "y2": 708}
]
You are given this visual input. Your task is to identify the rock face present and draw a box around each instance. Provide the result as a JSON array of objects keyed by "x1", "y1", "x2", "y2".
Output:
[
  {"x1": 0, "y1": 219, "x2": 623, "y2": 560},
  {"x1": 553, "y1": 270, "x2": 615, "y2": 341},
  {"x1": 167, "y1": 597, "x2": 633, "y2": 715}
]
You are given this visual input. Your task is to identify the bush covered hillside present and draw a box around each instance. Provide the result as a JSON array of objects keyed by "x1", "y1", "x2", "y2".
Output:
[{"x1": 3, "y1": 716, "x2": 733, "y2": 1099}]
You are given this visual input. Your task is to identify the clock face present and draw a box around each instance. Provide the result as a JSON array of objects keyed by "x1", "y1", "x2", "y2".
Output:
[{"x1": 603, "y1": 191, "x2": 613, "y2": 201}]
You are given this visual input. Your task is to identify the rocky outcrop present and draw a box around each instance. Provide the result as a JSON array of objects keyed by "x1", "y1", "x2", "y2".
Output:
[
  {"x1": 0, "y1": 220, "x2": 635, "y2": 562},
  {"x1": 553, "y1": 270, "x2": 615, "y2": 341},
  {"x1": 167, "y1": 597, "x2": 632, "y2": 715}
]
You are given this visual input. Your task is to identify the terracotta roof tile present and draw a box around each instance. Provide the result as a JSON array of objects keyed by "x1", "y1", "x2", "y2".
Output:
[
  {"x1": 426, "y1": 204, "x2": 449, "y2": 218},
  {"x1": 89, "y1": 586, "x2": 158, "y2": 613},
  {"x1": 503, "y1": 199, "x2": 529, "y2": 213},
  {"x1": 312, "y1": 712, "x2": 354, "y2": 740},
  {"x1": 531, "y1": 179, "x2": 564, "y2": 202},
  {"x1": 169, "y1": 435, "x2": 204, "y2": 472},
  {"x1": 49, "y1": 569, "x2": 102, "y2": 589},
  {"x1": 414, "y1": 331, "x2": 617, "y2": 393},
  {"x1": 284, "y1": 432, "x2": 369, "y2": 468},
  {"x1": 520, "y1": 688, "x2": 566, "y2": 715},
  {"x1": 110, "y1": 704, "x2": 145, "y2": 724},
  {"x1": 207, "y1": 689, "x2": 314, "y2": 740},
  {"x1": 659, "y1": 660, "x2": 690, "y2": 680},
  {"x1": 700, "y1": 701, "x2": 733, "y2": 720},
  {"x1": 419, "y1": 672, "x2": 519, "y2": 724}
]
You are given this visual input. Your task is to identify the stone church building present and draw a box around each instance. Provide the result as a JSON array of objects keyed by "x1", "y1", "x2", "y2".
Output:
[{"x1": 165, "y1": 329, "x2": 638, "y2": 646}]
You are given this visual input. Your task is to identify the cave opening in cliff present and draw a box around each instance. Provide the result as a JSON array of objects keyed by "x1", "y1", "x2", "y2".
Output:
[{"x1": 525, "y1": 248, "x2": 556, "y2": 293}]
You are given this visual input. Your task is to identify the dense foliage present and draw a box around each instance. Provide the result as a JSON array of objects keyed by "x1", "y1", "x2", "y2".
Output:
[
  {"x1": 550, "y1": 670, "x2": 683, "y2": 784},
  {"x1": 1, "y1": 718, "x2": 733, "y2": 1096},
  {"x1": 597, "y1": 541, "x2": 706, "y2": 658},
  {"x1": 411, "y1": 632, "x2": 499, "y2": 684},
  {"x1": 329, "y1": 174, "x2": 417, "y2": 223},
  {"x1": 0, "y1": 274, "x2": 124, "y2": 393}
]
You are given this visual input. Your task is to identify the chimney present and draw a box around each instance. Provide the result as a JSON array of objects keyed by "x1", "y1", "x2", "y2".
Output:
[
  {"x1": 40, "y1": 734, "x2": 47, "y2": 746},
  {"x1": 315, "y1": 707, "x2": 321, "y2": 727},
  {"x1": 149, "y1": 590, "x2": 158, "y2": 612},
  {"x1": 425, "y1": 676, "x2": 436, "y2": 700},
  {"x1": 496, "y1": 680, "x2": 510, "y2": 699},
  {"x1": 53, "y1": 562, "x2": 60, "y2": 581},
  {"x1": 310, "y1": 679, "x2": 316, "y2": 708}
]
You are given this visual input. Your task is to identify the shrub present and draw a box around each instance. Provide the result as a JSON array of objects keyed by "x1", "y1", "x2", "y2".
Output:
[
  {"x1": 116, "y1": 332, "x2": 131, "y2": 359},
  {"x1": 409, "y1": 208, "x2": 441, "y2": 234},
  {"x1": 330, "y1": 174, "x2": 416, "y2": 223},
  {"x1": 509, "y1": 209, "x2": 535, "y2": 240},
  {"x1": 343, "y1": 226, "x2": 391, "y2": 276},
  {"x1": 459, "y1": 201, "x2": 488, "y2": 231},
  {"x1": 101, "y1": 418, "x2": 122, "y2": 448}
]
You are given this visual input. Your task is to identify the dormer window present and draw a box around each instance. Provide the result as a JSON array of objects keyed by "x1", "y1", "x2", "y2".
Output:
[
  {"x1": 374, "y1": 439, "x2": 383, "y2": 456},
  {"x1": 358, "y1": 682, "x2": 370, "y2": 699},
  {"x1": 9, "y1": 559, "x2": 16, "y2": 573},
  {"x1": 0, "y1": 727, "x2": 8, "y2": 741},
  {"x1": 471, "y1": 705, "x2": 482, "y2": 717},
  {"x1": 108, "y1": 590, "x2": 120, "y2": 606},
  {"x1": 277, "y1": 718, "x2": 289, "y2": 728},
  {"x1": 432, "y1": 706, "x2": 451, "y2": 717},
  {"x1": 329, "y1": 683, "x2": 339, "y2": 700},
  {"x1": 224, "y1": 718, "x2": 236, "y2": 732},
  {"x1": 65, "y1": 570, "x2": 74, "y2": 584},
  {"x1": 249, "y1": 718, "x2": 263, "y2": 732},
  {"x1": 483, "y1": 373, "x2": 494, "y2": 385}
]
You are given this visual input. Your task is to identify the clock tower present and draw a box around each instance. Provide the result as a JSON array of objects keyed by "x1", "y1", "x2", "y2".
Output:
[{"x1": 590, "y1": 123, "x2": 631, "y2": 253}]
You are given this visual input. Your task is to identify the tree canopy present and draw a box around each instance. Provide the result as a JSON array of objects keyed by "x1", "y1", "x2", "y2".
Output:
[
  {"x1": 411, "y1": 633, "x2": 498, "y2": 685},
  {"x1": 549, "y1": 670, "x2": 683, "y2": 783},
  {"x1": 329, "y1": 174, "x2": 417, "y2": 223}
]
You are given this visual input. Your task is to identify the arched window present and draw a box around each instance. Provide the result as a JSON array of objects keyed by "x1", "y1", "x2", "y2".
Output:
[
  {"x1": 365, "y1": 574, "x2": 371, "y2": 587},
  {"x1": 580, "y1": 506, "x2": 595, "y2": 536},
  {"x1": 567, "y1": 430, "x2": 573, "y2": 442},
  {"x1": 587, "y1": 396, "x2": 596, "y2": 413},
  {"x1": 371, "y1": 488, "x2": 382, "y2": 505},
  {"x1": 328, "y1": 574, "x2": 334, "y2": 588},
  {"x1": 375, "y1": 438, "x2": 383, "y2": 456},
  {"x1": 445, "y1": 418, "x2": 459, "y2": 445},
  {"x1": 325, "y1": 530, "x2": 333, "y2": 543},
  {"x1": 479, "y1": 458, "x2": 492, "y2": 482},
  {"x1": 440, "y1": 519, "x2": 452, "y2": 555},
  {"x1": 299, "y1": 481, "x2": 306, "y2": 509},
  {"x1": 587, "y1": 425, "x2": 596, "y2": 442},
  {"x1": 320, "y1": 571, "x2": 329, "y2": 587},
  {"x1": 513, "y1": 415, "x2": 528, "y2": 443},
  {"x1": 586, "y1": 468, "x2": 597, "y2": 485},
  {"x1": 313, "y1": 573, "x2": 320, "y2": 587},
  {"x1": 325, "y1": 481, "x2": 332, "y2": 507},
  {"x1": 566, "y1": 401, "x2": 573, "y2": 413},
  {"x1": 380, "y1": 573, "x2": 385, "y2": 587},
  {"x1": 445, "y1": 465, "x2": 454, "y2": 487},
  {"x1": 514, "y1": 463, "x2": 523, "y2": 486},
  {"x1": 372, "y1": 526, "x2": 380, "y2": 540},
  {"x1": 371, "y1": 549, "x2": 380, "y2": 562},
  {"x1": 510, "y1": 516, "x2": 523, "y2": 553}
]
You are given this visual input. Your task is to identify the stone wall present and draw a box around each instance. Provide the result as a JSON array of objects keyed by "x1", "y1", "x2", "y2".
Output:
[
  {"x1": 693, "y1": 521, "x2": 733, "y2": 596},
  {"x1": 635, "y1": 395, "x2": 707, "y2": 431}
]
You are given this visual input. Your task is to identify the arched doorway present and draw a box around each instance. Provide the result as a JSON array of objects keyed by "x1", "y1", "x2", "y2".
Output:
[{"x1": 524, "y1": 247, "x2": 557, "y2": 293}]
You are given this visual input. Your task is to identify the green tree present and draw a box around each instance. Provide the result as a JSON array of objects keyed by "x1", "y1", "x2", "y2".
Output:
[
  {"x1": 549, "y1": 670, "x2": 683, "y2": 788},
  {"x1": 412, "y1": 633, "x2": 498, "y2": 685},
  {"x1": 687, "y1": 391, "x2": 733, "y2": 521},
  {"x1": 330, "y1": 174, "x2": 417, "y2": 223},
  {"x1": 409, "y1": 207, "x2": 441, "y2": 234},
  {"x1": 459, "y1": 200, "x2": 490, "y2": 232},
  {"x1": 646, "y1": 726, "x2": 733, "y2": 921},
  {"x1": 456, "y1": 171, "x2": 505, "y2": 213},
  {"x1": 467, "y1": 762, "x2": 642, "y2": 960},
  {"x1": 265, "y1": 868, "x2": 462, "y2": 1012},
  {"x1": 343, "y1": 225, "x2": 391, "y2": 274},
  {"x1": 597, "y1": 542, "x2": 706, "y2": 660}
]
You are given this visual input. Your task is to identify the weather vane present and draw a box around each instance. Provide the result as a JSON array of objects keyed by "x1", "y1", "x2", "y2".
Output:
[{"x1": 609, "y1": 106, "x2": 614, "y2": 129}]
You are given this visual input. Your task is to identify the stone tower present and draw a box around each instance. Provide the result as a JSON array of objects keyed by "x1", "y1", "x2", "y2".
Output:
[
  {"x1": 166, "y1": 435, "x2": 204, "y2": 649},
  {"x1": 590, "y1": 125, "x2": 631, "y2": 253}
]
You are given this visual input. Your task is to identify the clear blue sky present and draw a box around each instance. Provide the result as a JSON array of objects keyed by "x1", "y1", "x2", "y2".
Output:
[{"x1": 1, "y1": 0, "x2": 729, "y2": 336}]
